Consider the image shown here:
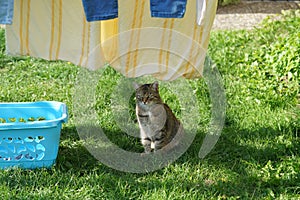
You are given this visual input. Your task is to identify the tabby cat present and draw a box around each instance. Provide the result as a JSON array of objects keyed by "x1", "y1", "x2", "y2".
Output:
[{"x1": 133, "y1": 81, "x2": 183, "y2": 153}]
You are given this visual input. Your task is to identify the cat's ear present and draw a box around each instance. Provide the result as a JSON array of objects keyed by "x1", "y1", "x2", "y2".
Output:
[
  {"x1": 152, "y1": 81, "x2": 159, "y2": 91},
  {"x1": 133, "y1": 82, "x2": 140, "y2": 89}
]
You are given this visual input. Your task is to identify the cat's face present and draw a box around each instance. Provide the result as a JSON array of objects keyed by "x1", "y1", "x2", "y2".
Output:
[{"x1": 134, "y1": 81, "x2": 162, "y2": 106}]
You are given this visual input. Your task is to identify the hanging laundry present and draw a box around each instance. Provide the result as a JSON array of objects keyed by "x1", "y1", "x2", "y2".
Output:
[
  {"x1": 197, "y1": 0, "x2": 206, "y2": 25},
  {"x1": 0, "y1": 0, "x2": 14, "y2": 24},
  {"x1": 117, "y1": 0, "x2": 217, "y2": 80},
  {"x1": 5, "y1": 0, "x2": 218, "y2": 81},
  {"x1": 81, "y1": 0, "x2": 118, "y2": 22},
  {"x1": 150, "y1": 0, "x2": 187, "y2": 18}
]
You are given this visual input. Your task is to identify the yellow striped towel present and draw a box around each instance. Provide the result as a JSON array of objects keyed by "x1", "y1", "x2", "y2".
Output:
[{"x1": 5, "y1": 0, "x2": 217, "y2": 80}]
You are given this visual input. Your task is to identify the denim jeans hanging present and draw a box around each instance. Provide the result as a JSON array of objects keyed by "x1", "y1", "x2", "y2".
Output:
[
  {"x1": 150, "y1": 0, "x2": 187, "y2": 18},
  {"x1": 0, "y1": 0, "x2": 14, "y2": 24},
  {"x1": 81, "y1": 0, "x2": 118, "y2": 22}
]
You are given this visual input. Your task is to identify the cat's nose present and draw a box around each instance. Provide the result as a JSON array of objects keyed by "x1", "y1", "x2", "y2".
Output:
[{"x1": 142, "y1": 97, "x2": 149, "y2": 104}]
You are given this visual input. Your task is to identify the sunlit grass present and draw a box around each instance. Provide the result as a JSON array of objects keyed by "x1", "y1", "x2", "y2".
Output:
[{"x1": 0, "y1": 11, "x2": 299, "y2": 199}]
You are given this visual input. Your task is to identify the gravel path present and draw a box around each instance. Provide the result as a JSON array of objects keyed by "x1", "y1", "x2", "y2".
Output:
[{"x1": 213, "y1": 1, "x2": 300, "y2": 30}]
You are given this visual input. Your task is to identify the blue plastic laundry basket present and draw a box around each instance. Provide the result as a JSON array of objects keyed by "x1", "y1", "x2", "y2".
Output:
[{"x1": 0, "y1": 101, "x2": 68, "y2": 169}]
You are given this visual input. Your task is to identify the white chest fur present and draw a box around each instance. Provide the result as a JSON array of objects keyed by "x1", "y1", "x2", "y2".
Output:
[{"x1": 137, "y1": 104, "x2": 167, "y2": 138}]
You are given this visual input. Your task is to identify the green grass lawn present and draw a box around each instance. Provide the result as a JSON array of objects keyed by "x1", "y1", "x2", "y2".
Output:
[{"x1": 0, "y1": 11, "x2": 299, "y2": 199}]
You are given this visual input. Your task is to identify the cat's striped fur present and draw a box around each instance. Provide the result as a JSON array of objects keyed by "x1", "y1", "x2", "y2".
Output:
[{"x1": 134, "y1": 81, "x2": 182, "y2": 153}]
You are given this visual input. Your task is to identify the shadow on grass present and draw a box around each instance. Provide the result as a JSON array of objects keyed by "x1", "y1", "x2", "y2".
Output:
[
  {"x1": 55, "y1": 121, "x2": 299, "y2": 198},
  {"x1": 191, "y1": 123, "x2": 300, "y2": 197}
]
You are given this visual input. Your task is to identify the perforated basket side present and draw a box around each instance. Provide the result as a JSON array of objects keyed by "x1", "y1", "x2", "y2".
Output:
[{"x1": 0, "y1": 124, "x2": 62, "y2": 169}]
